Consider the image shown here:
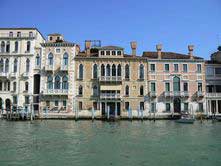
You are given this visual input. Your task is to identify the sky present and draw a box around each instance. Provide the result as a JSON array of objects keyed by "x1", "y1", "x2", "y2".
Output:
[{"x1": 0, "y1": 0, "x2": 220, "y2": 59}]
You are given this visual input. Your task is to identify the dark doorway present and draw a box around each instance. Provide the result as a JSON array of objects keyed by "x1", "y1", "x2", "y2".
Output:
[
  {"x1": 107, "y1": 103, "x2": 115, "y2": 116},
  {"x1": 5, "y1": 99, "x2": 11, "y2": 112},
  {"x1": 173, "y1": 98, "x2": 181, "y2": 113},
  {"x1": 33, "y1": 74, "x2": 40, "y2": 94},
  {"x1": 0, "y1": 98, "x2": 2, "y2": 110},
  {"x1": 101, "y1": 102, "x2": 105, "y2": 115}
]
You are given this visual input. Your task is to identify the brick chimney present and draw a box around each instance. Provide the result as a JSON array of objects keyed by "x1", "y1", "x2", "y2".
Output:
[
  {"x1": 188, "y1": 45, "x2": 194, "y2": 59},
  {"x1": 85, "y1": 40, "x2": 91, "y2": 56},
  {"x1": 156, "y1": 44, "x2": 162, "y2": 59},
  {"x1": 130, "y1": 41, "x2": 137, "y2": 57}
]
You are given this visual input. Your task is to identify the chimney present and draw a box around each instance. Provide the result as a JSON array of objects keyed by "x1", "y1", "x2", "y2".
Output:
[
  {"x1": 130, "y1": 41, "x2": 137, "y2": 57},
  {"x1": 85, "y1": 40, "x2": 91, "y2": 56},
  {"x1": 188, "y1": 45, "x2": 194, "y2": 59},
  {"x1": 156, "y1": 44, "x2": 162, "y2": 59}
]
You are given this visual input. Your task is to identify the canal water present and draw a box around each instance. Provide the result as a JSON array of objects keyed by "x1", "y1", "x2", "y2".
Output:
[{"x1": 0, "y1": 120, "x2": 220, "y2": 166}]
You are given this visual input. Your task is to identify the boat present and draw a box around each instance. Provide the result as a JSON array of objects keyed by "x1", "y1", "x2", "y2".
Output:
[
  {"x1": 215, "y1": 116, "x2": 221, "y2": 121},
  {"x1": 176, "y1": 114, "x2": 195, "y2": 124}
]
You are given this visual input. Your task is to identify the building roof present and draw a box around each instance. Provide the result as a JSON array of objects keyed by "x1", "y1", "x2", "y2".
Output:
[
  {"x1": 100, "y1": 46, "x2": 124, "y2": 50},
  {"x1": 41, "y1": 40, "x2": 76, "y2": 47},
  {"x1": 47, "y1": 33, "x2": 62, "y2": 36},
  {"x1": 205, "y1": 60, "x2": 221, "y2": 64},
  {"x1": 142, "y1": 51, "x2": 203, "y2": 60}
]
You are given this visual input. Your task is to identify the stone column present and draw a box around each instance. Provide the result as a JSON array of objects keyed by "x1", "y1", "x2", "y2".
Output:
[{"x1": 216, "y1": 100, "x2": 219, "y2": 115}]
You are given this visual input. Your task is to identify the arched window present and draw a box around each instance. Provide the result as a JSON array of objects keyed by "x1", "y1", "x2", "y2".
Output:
[
  {"x1": 14, "y1": 41, "x2": 18, "y2": 52},
  {"x1": 106, "y1": 64, "x2": 111, "y2": 76},
  {"x1": 93, "y1": 64, "x2": 98, "y2": 79},
  {"x1": 125, "y1": 64, "x2": 130, "y2": 79},
  {"x1": 14, "y1": 59, "x2": 18, "y2": 73},
  {"x1": 13, "y1": 82, "x2": 16, "y2": 92},
  {"x1": 139, "y1": 64, "x2": 144, "y2": 79},
  {"x1": 54, "y1": 75, "x2": 61, "y2": 89},
  {"x1": 0, "y1": 58, "x2": 4, "y2": 72},
  {"x1": 79, "y1": 64, "x2": 84, "y2": 79},
  {"x1": 1, "y1": 41, "x2": 5, "y2": 53},
  {"x1": 173, "y1": 76, "x2": 180, "y2": 91},
  {"x1": 117, "y1": 64, "x2": 121, "y2": 76},
  {"x1": 6, "y1": 41, "x2": 10, "y2": 53},
  {"x1": 62, "y1": 76, "x2": 68, "y2": 89},
  {"x1": 63, "y1": 53, "x2": 68, "y2": 66},
  {"x1": 25, "y1": 82, "x2": 29, "y2": 91},
  {"x1": 26, "y1": 59, "x2": 30, "y2": 72},
  {"x1": 140, "y1": 85, "x2": 144, "y2": 96},
  {"x1": 47, "y1": 75, "x2": 53, "y2": 89},
  {"x1": 5, "y1": 59, "x2": 9, "y2": 73},
  {"x1": 112, "y1": 64, "x2": 116, "y2": 76},
  {"x1": 93, "y1": 85, "x2": 98, "y2": 96},
  {"x1": 79, "y1": 85, "x2": 83, "y2": 96},
  {"x1": 27, "y1": 41, "x2": 31, "y2": 52},
  {"x1": 101, "y1": 64, "x2": 105, "y2": 76},
  {"x1": 48, "y1": 53, "x2": 53, "y2": 66},
  {"x1": 125, "y1": 85, "x2": 129, "y2": 96},
  {"x1": 36, "y1": 54, "x2": 40, "y2": 66}
]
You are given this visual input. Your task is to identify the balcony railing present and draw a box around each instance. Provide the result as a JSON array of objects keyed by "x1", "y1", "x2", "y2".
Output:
[
  {"x1": 100, "y1": 76, "x2": 122, "y2": 82},
  {"x1": 197, "y1": 91, "x2": 204, "y2": 97},
  {"x1": 44, "y1": 89, "x2": 68, "y2": 95},
  {"x1": 173, "y1": 91, "x2": 181, "y2": 96},
  {"x1": 100, "y1": 93, "x2": 121, "y2": 99},
  {"x1": 164, "y1": 91, "x2": 171, "y2": 97},
  {"x1": 22, "y1": 72, "x2": 29, "y2": 78},
  {"x1": 206, "y1": 93, "x2": 221, "y2": 98},
  {"x1": 149, "y1": 91, "x2": 156, "y2": 97},
  {"x1": 164, "y1": 91, "x2": 189, "y2": 97},
  {"x1": 45, "y1": 65, "x2": 53, "y2": 71},
  {"x1": 10, "y1": 72, "x2": 17, "y2": 78},
  {"x1": 0, "y1": 72, "x2": 8, "y2": 77},
  {"x1": 61, "y1": 65, "x2": 68, "y2": 71},
  {"x1": 182, "y1": 91, "x2": 189, "y2": 97},
  {"x1": 0, "y1": 33, "x2": 35, "y2": 39}
]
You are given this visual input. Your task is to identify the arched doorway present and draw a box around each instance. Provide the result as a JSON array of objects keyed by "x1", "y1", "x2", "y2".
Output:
[
  {"x1": 173, "y1": 98, "x2": 181, "y2": 113},
  {"x1": 173, "y1": 76, "x2": 180, "y2": 92},
  {"x1": 5, "y1": 99, "x2": 11, "y2": 112}
]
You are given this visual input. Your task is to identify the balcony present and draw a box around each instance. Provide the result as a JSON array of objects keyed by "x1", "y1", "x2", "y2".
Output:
[
  {"x1": 100, "y1": 76, "x2": 122, "y2": 82},
  {"x1": 149, "y1": 91, "x2": 156, "y2": 97},
  {"x1": 34, "y1": 65, "x2": 41, "y2": 70},
  {"x1": 100, "y1": 93, "x2": 121, "y2": 99},
  {"x1": 45, "y1": 65, "x2": 53, "y2": 71},
  {"x1": 22, "y1": 72, "x2": 29, "y2": 78},
  {"x1": 206, "y1": 93, "x2": 221, "y2": 98},
  {"x1": 173, "y1": 91, "x2": 181, "y2": 97},
  {"x1": 0, "y1": 72, "x2": 8, "y2": 77},
  {"x1": 61, "y1": 65, "x2": 68, "y2": 71},
  {"x1": 0, "y1": 33, "x2": 35, "y2": 39},
  {"x1": 10, "y1": 72, "x2": 17, "y2": 78},
  {"x1": 164, "y1": 91, "x2": 171, "y2": 97},
  {"x1": 43, "y1": 89, "x2": 68, "y2": 95},
  {"x1": 182, "y1": 91, "x2": 189, "y2": 97},
  {"x1": 197, "y1": 91, "x2": 204, "y2": 97}
]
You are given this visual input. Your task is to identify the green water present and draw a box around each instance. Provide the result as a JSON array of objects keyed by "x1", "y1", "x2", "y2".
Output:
[{"x1": 0, "y1": 120, "x2": 220, "y2": 166}]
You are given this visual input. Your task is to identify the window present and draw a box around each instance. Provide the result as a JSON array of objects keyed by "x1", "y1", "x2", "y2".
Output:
[
  {"x1": 140, "y1": 102, "x2": 144, "y2": 110},
  {"x1": 25, "y1": 82, "x2": 29, "y2": 91},
  {"x1": 55, "y1": 100, "x2": 59, "y2": 107},
  {"x1": 112, "y1": 64, "x2": 116, "y2": 76},
  {"x1": 173, "y1": 76, "x2": 180, "y2": 92},
  {"x1": 125, "y1": 64, "x2": 130, "y2": 79},
  {"x1": 174, "y1": 64, "x2": 179, "y2": 72},
  {"x1": 125, "y1": 85, "x2": 129, "y2": 96},
  {"x1": 165, "y1": 64, "x2": 169, "y2": 72},
  {"x1": 6, "y1": 41, "x2": 10, "y2": 53},
  {"x1": 106, "y1": 64, "x2": 111, "y2": 76},
  {"x1": 151, "y1": 103, "x2": 156, "y2": 113},
  {"x1": 14, "y1": 41, "x2": 18, "y2": 52},
  {"x1": 93, "y1": 64, "x2": 98, "y2": 79},
  {"x1": 79, "y1": 85, "x2": 83, "y2": 96},
  {"x1": 184, "y1": 103, "x2": 188, "y2": 111},
  {"x1": 7, "y1": 81, "x2": 10, "y2": 91},
  {"x1": 165, "y1": 82, "x2": 170, "y2": 92},
  {"x1": 5, "y1": 59, "x2": 9, "y2": 73},
  {"x1": 62, "y1": 76, "x2": 68, "y2": 90},
  {"x1": 50, "y1": 36, "x2": 53, "y2": 41},
  {"x1": 140, "y1": 85, "x2": 144, "y2": 96},
  {"x1": 117, "y1": 64, "x2": 121, "y2": 76},
  {"x1": 198, "y1": 82, "x2": 202, "y2": 92},
  {"x1": 0, "y1": 81, "x2": 2, "y2": 91},
  {"x1": 13, "y1": 82, "x2": 16, "y2": 92},
  {"x1": 1, "y1": 41, "x2": 5, "y2": 53},
  {"x1": 48, "y1": 53, "x2": 53, "y2": 66},
  {"x1": 54, "y1": 75, "x2": 61, "y2": 89},
  {"x1": 13, "y1": 96, "x2": 17, "y2": 105},
  {"x1": 46, "y1": 101, "x2": 50, "y2": 107},
  {"x1": 151, "y1": 82, "x2": 156, "y2": 92},
  {"x1": 166, "y1": 103, "x2": 170, "y2": 112},
  {"x1": 0, "y1": 59, "x2": 4, "y2": 72},
  {"x1": 101, "y1": 51, "x2": 104, "y2": 55},
  {"x1": 13, "y1": 59, "x2": 18, "y2": 73},
  {"x1": 183, "y1": 64, "x2": 188, "y2": 72},
  {"x1": 117, "y1": 51, "x2": 121, "y2": 55},
  {"x1": 56, "y1": 48, "x2": 61, "y2": 53},
  {"x1": 112, "y1": 51, "x2": 116, "y2": 55},
  {"x1": 79, "y1": 64, "x2": 84, "y2": 79},
  {"x1": 125, "y1": 102, "x2": 130, "y2": 111},
  {"x1": 93, "y1": 85, "x2": 98, "y2": 96},
  {"x1": 139, "y1": 64, "x2": 144, "y2": 79},
  {"x1": 206, "y1": 67, "x2": 214, "y2": 76},
  {"x1": 29, "y1": 32, "x2": 33, "y2": 37},
  {"x1": 183, "y1": 82, "x2": 188, "y2": 91},
  {"x1": 197, "y1": 64, "x2": 202, "y2": 73},
  {"x1": 93, "y1": 102, "x2": 98, "y2": 110},
  {"x1": 47, "y1": 76, "x2": 53, "y2": 89},
  {"x1": 17, "y1": 32, "x2": 21, "y2": 37},
  {"x1": 57, "y1": 37, "x2": 60, "y2": 41},
  {"x1": 26, "y1": 41, "x2": 31, "y2": 52},
  {"x1": 198, "y1": 103, "x2": 203, "y2": 112},
  {"x1": 106, "y1": 51, "x2": 110, "y2": 55},
  {"x1": 79, "y1": 101, "x2": 83, "y2": 110},
  {"x1": 25, "y1": 96, "x2": 29, "y2": 104},
  {"x1": 215, "y1": 68, "x2": 221, "y2": 75},
  {"x1": 63, "y1": 100, "x2": 67, "y2": 108},
  {"x1": 150, "y1": 64, "x2": 155, "y2": 72},
  {"x1": 101, "y1": 64, "x2": 105, "y2": 76},
  {"x1": 9, "y1": 32, "x2": 13, "y2": 37},
  {"x1": 26, "y1": 59, "x2": 30, "y2": 72},
  {"x1": 36, "y1": 55, "x2": 40, "y2": 66},
  {"x1": 63, "y1": 53, "x2": 68, "y2": 66}
]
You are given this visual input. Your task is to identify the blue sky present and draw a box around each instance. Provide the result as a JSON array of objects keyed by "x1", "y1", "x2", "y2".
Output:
[{"x1": 0, "y1": 0, "x2": 220, "y2": 59}]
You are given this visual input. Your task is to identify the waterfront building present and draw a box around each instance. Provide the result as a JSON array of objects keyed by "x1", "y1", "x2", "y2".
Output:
[
  {"x1": 39, "y1": 33, "x2": 79, "y2": 114},
  {"x1": 205, "y1": 46, "x2": 221, "y2": 116},
  {"x1": 0, "y1": 28, "x2": 44, "y2": 113}
]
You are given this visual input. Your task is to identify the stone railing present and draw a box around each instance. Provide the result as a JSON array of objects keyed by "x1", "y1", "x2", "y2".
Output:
[
  {"x1": 100, "y1": 76, "x2": 122, "y2": 82},
  {"x1": 0, "y1": 33, "x2": 35, "y2": 38},
  {"x1": 100, "y1": 93, "x2": 121, "y2": 99},
  {"x1": 206, "y1": 93, "x2": 221, "y2": 98},
  {"x1": 43, "y1": 89, "x2": 68, "y2": 95}
]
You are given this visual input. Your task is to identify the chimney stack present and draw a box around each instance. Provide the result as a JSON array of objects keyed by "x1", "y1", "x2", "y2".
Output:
[
  {"x1": 130, "y1": 41, "x2": 137, "y2": 57},
  {"x1": 156, "y1": 44, "x2": 162, "y2": 59},
  {"x1": 188, "y1": 45, "x2": 194, "y2": 59},
  {"x1": 85, "y1": 40, "x2": 91, "y2": 56}
]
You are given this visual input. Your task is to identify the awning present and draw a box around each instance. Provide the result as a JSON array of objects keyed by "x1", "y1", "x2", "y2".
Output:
[{"x1": 100, "y1": 85, "x2": 121, "y2": 91}]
